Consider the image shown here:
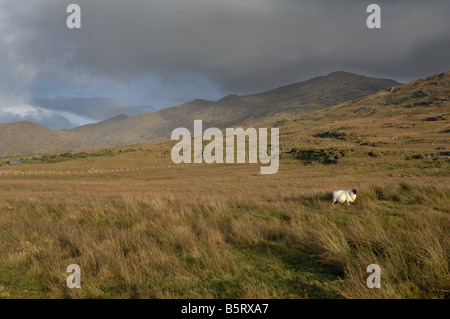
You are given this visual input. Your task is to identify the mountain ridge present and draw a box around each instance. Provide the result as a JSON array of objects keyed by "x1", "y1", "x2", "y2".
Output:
[{"x1": 0, "y1": 71, "x2": 401, "y2": 157}]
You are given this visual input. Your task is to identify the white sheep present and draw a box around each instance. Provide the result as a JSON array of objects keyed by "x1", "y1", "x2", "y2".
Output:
[{"x1": 332, "y1": 189, "x2": 357, "y2": 205}]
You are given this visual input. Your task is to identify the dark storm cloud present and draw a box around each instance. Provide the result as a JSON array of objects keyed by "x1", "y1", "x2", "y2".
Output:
[{"x1": 0, "y1": 0, "x2": 449, "y2": 128}]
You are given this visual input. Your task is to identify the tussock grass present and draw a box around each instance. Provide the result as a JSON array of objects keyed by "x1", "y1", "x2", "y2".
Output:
[{"x1": 0, "y1": 178, "x2": 448, "y2": 299}]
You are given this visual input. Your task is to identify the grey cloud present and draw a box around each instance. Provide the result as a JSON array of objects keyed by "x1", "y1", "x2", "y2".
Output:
[
  {"x1": 31, "y1": 96, "x2": 156, "y2": 121},
  {"x1": 32, "y1": 114, "x2": 77, "y2": 130},
  {"x1": 0, "y1": 109, "x2": 77, "y2": 130},
  {"x1": 1, "y1": 0, "x2": 449, "y2": 112}
]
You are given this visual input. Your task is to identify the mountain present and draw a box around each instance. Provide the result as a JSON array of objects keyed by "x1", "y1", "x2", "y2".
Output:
[
  {"x1": 0, "y1": 71, "x2": 401, "y2": 157},
  {"x1": 73, "y1": 114, "x2": 130, "y2": 132},
  {"x1": 61, "y1": 71, "x2": 399, "y2": 150},
  {"x1": 0, "y1": 121, "x2": 73, "y2": 157},
  {"x1": 276, "y1": 71, "x2": 449, "y2": 157}
]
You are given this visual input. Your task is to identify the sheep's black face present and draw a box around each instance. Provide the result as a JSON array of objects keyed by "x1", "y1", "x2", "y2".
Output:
[{"x1": 352, "y1": 189, "x2": 357, "y2": 195}]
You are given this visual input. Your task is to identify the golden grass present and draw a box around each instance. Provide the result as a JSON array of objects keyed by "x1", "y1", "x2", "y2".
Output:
[{"x1": 0, "y1": 154, "x2": 448, "y2": 299}]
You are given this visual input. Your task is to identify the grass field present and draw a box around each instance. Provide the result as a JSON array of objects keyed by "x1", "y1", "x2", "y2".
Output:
[
  {"x1": 0, "y1": 139, "x2": 448, "y2": 299},
  {"x1": 0, "y1": 73, "x2": 449, "y2": 299}
]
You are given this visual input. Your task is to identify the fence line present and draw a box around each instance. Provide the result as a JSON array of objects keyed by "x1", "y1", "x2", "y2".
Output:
[{"x1": 0, "y1": 163, "x2": 198, "y2": 178}]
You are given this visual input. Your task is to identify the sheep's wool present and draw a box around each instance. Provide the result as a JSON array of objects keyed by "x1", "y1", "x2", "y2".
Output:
[{"x1": 332, "y1": 189, "x2": 357, "y2": 205}]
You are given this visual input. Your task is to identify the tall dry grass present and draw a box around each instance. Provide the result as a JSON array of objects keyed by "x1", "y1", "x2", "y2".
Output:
[{"x1": 0, "y1": 171, "x2": 448, "y2": 298}]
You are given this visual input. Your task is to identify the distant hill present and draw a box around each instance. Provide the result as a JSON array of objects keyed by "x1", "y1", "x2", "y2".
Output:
[
  {"x1": 0, "y1": 71, "x2": 401, "y2": 157},
  {"x1": 0, "y1": 121, "x2": 73, "y2": 157}
]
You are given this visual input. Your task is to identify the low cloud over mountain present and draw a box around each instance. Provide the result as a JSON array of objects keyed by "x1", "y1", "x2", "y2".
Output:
[{"x1": 0, "y1": 71, "x2": 401, "y2": 156}]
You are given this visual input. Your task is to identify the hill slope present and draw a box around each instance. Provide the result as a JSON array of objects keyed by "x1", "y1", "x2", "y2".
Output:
[
  {"x1": 0, "y1": 121, "x2": 73, "y2": 157},
  {"x1": 277, "y1": 71, "x2": 449, "y2": 157}
]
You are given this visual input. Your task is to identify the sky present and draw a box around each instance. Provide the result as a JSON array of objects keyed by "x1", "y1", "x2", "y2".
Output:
[{"x1": 0, "y1": 0, "x2": 449, "y2": 129}]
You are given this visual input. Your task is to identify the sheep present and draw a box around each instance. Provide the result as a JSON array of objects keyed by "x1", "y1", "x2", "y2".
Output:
[{"x1": 332, "y1": 189, "x2": 357, "y2": 205}]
